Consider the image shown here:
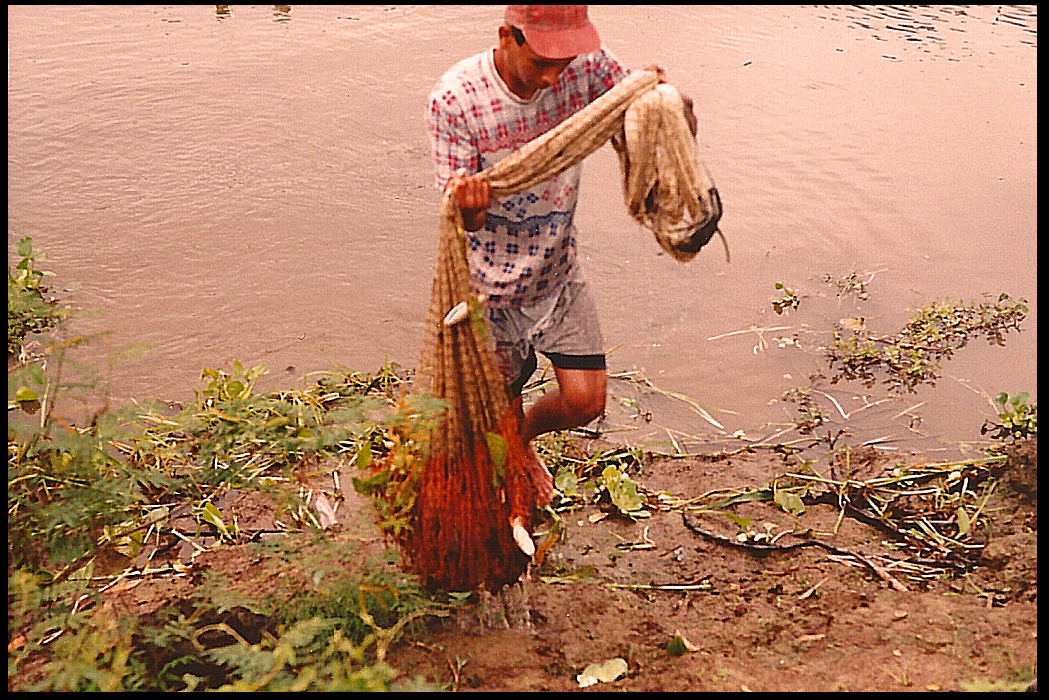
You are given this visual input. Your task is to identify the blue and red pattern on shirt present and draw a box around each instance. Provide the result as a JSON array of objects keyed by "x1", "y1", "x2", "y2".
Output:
[{"x1": 427, "y1": 47, "x2": 625, "y2": 307}]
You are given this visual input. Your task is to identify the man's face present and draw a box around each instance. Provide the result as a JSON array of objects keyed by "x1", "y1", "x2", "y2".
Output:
[{"x1": 497, "y1": 26, "x2": 575, "y2": 100}]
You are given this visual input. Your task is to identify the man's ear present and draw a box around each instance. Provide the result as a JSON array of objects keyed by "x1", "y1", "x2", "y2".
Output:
[{"x1": 497, "y1": 24, "x2": 513, "y2": 46}]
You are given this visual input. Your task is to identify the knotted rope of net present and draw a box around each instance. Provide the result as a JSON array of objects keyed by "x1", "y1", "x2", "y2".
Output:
[{"x1": 397, "y1": 69, "x2": 722, "y2": 592}]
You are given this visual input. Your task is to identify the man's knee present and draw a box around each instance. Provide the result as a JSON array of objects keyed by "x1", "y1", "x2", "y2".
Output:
[
  {"x1": 558, "y1": 369, "x2": 607, "y2": 425},
  {"x1": 576, "y1": 391, "x2": 606, "y2": 425}
]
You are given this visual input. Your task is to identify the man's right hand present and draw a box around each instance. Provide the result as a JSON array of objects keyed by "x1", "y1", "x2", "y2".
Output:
[{"x1": 446, "y1": 172, "x2": 492, "y2": 232}]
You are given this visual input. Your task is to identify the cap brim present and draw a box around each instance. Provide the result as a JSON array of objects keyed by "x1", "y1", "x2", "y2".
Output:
[{"x1": 524, "y1": 23, "x2": 601, "y2": 59}]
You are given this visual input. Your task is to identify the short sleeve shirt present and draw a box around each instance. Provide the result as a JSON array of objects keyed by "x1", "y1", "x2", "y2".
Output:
[{"x1": 426, "y1": 47, "x2": 626, "y2": 308}]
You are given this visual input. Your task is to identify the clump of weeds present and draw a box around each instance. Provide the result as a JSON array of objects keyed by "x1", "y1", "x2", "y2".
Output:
[
  {"x1": 825, "y1": 293, "x2": 1027, "y2": 392},
  {"x1": 8, "y1": 237, "x2": 69, "y2": 358},
  {"x1": 8, "y1": 241, "x2": 453, "y2": 690}
]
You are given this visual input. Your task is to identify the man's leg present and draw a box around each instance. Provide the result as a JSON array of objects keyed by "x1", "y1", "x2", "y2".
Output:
[
  {"x1": 515, "y1": 365, "x2": 607, "y2": 504},
  {"x1": 522, "y1": 365, "x2": 606, "y2": 442}
]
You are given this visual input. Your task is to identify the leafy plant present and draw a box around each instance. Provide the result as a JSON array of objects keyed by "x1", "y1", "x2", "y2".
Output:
[
  {"x1": 981, "y1": 392, "x2": 1036, "y2": 443},
  {"x1": 535, "y1": 438, "x2": 648, "y2": 518},
  {"x1": 349, "y1": 393, "x2": 447, "y2": 539},
  {"x1": 826, "y1": 294, "x2": 1027, "y2": 392},
  {"x1": 8, "y1": 237, "x2": 67, "y2": 356},
  {"x1": 596, "y1": 463, "x2": 647, "y2": 518},
  {"x1": 8, "y1": 398, "x2": 178, "y2": 572}
]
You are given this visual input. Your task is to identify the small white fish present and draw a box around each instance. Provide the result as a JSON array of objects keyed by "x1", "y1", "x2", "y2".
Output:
[
  {"x1": 511, "y1": 516, "x2": 535, "y2": 558},
  {"x1": 443, "y1": 301, "x2": 469, "y2": 326}
]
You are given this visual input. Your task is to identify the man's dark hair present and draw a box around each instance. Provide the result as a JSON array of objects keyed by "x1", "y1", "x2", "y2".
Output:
[{"x1": 510, "y1": 26, "x2": 526, "y2": 46}]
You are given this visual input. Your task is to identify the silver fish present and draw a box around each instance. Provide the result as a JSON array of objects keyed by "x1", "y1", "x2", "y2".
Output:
[{"x1": 443, "y1": 301, "x2": 470, "y2": 326}]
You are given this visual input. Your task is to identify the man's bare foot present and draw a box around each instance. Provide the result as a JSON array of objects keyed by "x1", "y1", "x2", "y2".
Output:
[{"x1": 525, "y1": 443, "x2": 554, "y2": 506}]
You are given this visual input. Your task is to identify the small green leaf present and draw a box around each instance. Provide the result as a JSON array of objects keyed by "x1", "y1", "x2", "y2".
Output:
[
  {"x1": 14, "y1": 386, "x2": 39, "y2": 404},
  {"x1": 774, "y1": 486, "x2": 805, "y2": 516},
  {"x1": 351, "y1": 470, "x2": 389, "y2": 496},
  {"x1": 956, "y1": 506, "x2": 972, "y2": 537},
  {"x1": 199, "y1": 501, "x2": 226, "y2": 532},
  {"x1": 600, "y1": 465, "x2": 645, "y2": 515},
  {"x1": 486, "y1": 432, "x2": 508, "y2": 469},
  {"x1": 487, "y1": 432, "x2": 508, "y2": 487},
  {"x1": 554, "y1": 469, "x2": 579, "y2": 498},
  {"x1": 718, "y1": 511, "x2": 752, "y2": 531},
  {"x1": 356, "y1": 442, "x2": 373, "y2": 470}
]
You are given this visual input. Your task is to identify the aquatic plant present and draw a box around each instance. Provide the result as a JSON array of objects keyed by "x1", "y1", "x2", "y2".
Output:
[{"x1": 826, "y1": 294, "x2": 1027, "y2": 392}]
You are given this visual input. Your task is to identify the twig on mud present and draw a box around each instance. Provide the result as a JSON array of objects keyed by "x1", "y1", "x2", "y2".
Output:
[
  {"x1": 614, "y1": 526, "x2": 657, "y2": 551},
  {"x1": 798, "y1": 576, "x2": 829, "y2": 600},
  {"x1": 606, "y1": 582, "x2": 713, "y2": 592},
  {"x1": 666, "y1": 428, "x2": 682, "y2": 454}
]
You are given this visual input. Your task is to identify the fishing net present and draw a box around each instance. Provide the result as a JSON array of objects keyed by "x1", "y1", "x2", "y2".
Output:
[{"x1": 385, "y1": 70, "x2": 723, "y2": 592}]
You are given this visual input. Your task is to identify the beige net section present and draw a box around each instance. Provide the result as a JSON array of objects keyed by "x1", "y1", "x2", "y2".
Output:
[{"x1": 404, "y1": 69, "x2": 723, "y2": 592}]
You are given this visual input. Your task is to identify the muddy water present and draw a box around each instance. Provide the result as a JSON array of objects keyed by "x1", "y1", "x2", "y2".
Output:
[{"x1": 8, "y1": 5, "x2": 1037, "y2": 457}]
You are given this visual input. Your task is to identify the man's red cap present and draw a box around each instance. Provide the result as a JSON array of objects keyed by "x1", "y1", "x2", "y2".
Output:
[{"x1": 504, "y1": 5, "x2": 601, "y2": 59}]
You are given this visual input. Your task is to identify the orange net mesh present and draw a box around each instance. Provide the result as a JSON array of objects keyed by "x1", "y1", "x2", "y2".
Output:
[{"x1": 407, "y1": 194, "x2": 536, "y2": 591}]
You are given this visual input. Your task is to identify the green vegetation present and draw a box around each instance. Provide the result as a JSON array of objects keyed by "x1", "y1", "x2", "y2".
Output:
[
  {"x1": 536, "y1": 435, "x2": 648, "y2": 519},
  {"x1": 982, "y1": 392, "x2": 1037, "y2": 443},
  {"x1": 766, "y1": 275, "x2": 1030, "y2": 444},
  {"x1": 8, "y1": 243, "x2": 1035, "y2": 691},
  {"x1": 8, "y1": 242, "x2": 455, "y2": 689},
  {"x1": 8, "y1": 237, "x2": 67, "y2": 357},
  {"x1": 8, "y1": 351, "x2": 451, "y2": 689},
  {"x1": 826, "y1": 293, "x2": 1027, "y2": 392},
  {"x1": 12, "y1": 545, "x2": 445, "y2": 691}
]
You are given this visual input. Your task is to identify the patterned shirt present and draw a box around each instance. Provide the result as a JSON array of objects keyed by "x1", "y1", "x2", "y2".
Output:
[{"x1": 426, "y1": 47, "x2": 626, "y2": 308}]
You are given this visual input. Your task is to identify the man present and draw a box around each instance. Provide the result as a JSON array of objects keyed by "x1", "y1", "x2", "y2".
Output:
[{"x1": 426, "y1": 6, "x2": 691, "y2": 506}]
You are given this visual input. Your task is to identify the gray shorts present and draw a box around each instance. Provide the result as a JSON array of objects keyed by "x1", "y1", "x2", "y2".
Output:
[{"x1": 487, "y1": 276, "x2": 606, "y2": 397}]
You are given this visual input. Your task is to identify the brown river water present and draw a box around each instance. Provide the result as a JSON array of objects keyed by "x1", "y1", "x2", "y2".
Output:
[{"x1": 8, "y1": 5, "x2": 1037, "y2": 459}]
